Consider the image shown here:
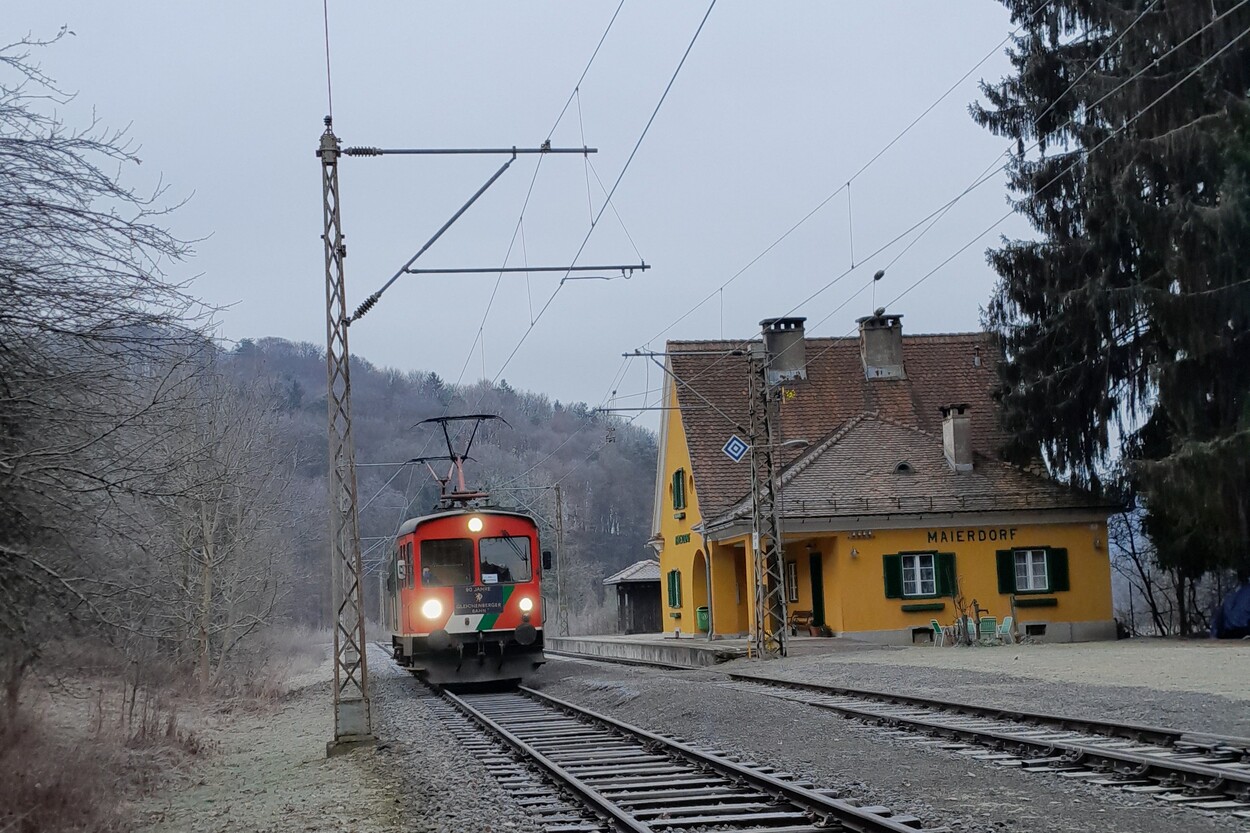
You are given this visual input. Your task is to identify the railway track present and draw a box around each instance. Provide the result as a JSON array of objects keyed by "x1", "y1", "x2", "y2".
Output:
[
  {"x1": 435, "y1": 684, "x2": 944, "y2": 832},
  {"x1": 725, "y1": 673, "x2": 1250, "y2": 817}
]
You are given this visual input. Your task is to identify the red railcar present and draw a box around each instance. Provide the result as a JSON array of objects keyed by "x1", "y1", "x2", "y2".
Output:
[{"x1": 385, "y1": 506, "x2": 546, "y2": 686}]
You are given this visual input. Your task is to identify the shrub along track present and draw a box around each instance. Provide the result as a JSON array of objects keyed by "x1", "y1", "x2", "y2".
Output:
[
  {"x1": 433, "y1": 683, "x2": 946, "y2": 832},
  {"x1": 725, "y1": 673, "x2": 1250, "y2": 819}
]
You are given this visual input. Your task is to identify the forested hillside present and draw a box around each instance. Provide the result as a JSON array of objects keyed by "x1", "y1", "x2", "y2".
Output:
[{"x1": 229, "y1": 337, "x2": 657, "y2": 632}]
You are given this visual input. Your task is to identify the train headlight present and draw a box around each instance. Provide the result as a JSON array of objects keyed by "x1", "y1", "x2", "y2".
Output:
[
  {"x1": 421, "y1": 598, "x2": 443, "y2": 619},
  {"x1": 518, "y1": 597, "x2": 534, "y2": 612},
  {"x1": 467, "y1": 516, "x2": 484, "y2": 533}
]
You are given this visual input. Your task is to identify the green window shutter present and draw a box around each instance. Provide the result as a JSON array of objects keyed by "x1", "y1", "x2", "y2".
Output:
[
  {"x1": 996, "y1": 550, "x2": 1015, "y2": 595},
  {"x1": 667, "y1": 570, "x2": 683, "y2": 607},
  {"x1": 1047, "y1": 548, "x2": 1070, "y2": 592},
  {"x1": 935, "y1": 552, "x2": 957, "y2": 596},
  {"x1": 882, "y1": 554, "x2": 903, "y2": 598},
  {"x1": 672, "y1": 469, "x2": 687, "y2": 510}
]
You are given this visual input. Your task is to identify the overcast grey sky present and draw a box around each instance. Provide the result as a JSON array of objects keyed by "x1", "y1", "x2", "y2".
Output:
[{"x1": 10, "y1": 2, "x2": 1031, "y2": 424}]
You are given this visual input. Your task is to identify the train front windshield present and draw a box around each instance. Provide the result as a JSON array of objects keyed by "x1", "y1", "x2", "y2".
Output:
[
  {"x1": 420, "y1": 539, "x2": 474, "y2": 586},
  {"x1": 479, "y1": 535, "x2": 531, "y2": 584}
]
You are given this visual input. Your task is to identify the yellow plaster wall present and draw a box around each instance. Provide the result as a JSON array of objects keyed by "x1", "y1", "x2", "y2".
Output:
[
  {"x1": 820, "y1": 541, "x2": 845, "y2": 633},
  {"x1": 656, "y1": 378, "x2": 703, "y2": 633},
  {"x1": 827, "y1": 521, "x2": 1111, "y2": 635},
  {"x1": 708, "y1": 542, "x2": 747, "y2": 634}
]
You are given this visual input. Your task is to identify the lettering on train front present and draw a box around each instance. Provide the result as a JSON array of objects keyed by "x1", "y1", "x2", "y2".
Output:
[{"x1": 454, "y1": 584, "x2": 506, "y2": 615}]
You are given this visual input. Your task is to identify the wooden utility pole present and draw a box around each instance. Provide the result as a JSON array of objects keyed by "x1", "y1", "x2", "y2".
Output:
[{"x1": 554, "y1": 483, "x2": 567, "y2": 636}]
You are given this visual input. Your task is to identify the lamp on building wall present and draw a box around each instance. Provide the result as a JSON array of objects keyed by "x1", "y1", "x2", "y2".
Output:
[
  {"x1": 1093, "y1": 536, "x2": 1103, "y2": 551},
  {"x1": 850, "y1": 547, "x2": 859, "y2": 559}
]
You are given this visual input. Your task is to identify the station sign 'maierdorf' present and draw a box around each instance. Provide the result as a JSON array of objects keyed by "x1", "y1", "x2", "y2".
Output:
[{"x1": 927, "y1": 527, "x2": 1019, "y2": 544}]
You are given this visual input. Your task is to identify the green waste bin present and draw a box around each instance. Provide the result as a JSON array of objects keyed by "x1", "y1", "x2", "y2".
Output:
[{"x1": 695, "y1": 606, "x2": 710, "y2": 632}]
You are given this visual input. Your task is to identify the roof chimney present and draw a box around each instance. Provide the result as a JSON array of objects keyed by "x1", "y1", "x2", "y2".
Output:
[
  {"x1": 940, "y1": 404, "x2": 973, "y2": 472},
  {"x1": 759, "y1": 317, "x2": 807, "y2": 385},
  {"x1": 857, "y1": 309, "x2": 905, "y2": 380}
]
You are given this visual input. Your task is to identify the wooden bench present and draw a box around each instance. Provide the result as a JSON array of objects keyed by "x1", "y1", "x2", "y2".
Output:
[{"x1": 788, "y1": 609, "x2": 814, "y2": 635}]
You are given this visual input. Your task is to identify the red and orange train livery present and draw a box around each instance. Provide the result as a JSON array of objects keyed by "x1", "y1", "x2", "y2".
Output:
[{"x1": 385, "y1": 506, "x2": 547, "y2": 685}]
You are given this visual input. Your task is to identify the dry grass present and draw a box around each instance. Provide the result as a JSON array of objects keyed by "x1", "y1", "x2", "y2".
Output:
[
  {"x1": 0, "y1": 627, "x2": 330, "y2": 832},
  {"x1": 0, "y1": 710, "x2": 128, "y2": 833}
]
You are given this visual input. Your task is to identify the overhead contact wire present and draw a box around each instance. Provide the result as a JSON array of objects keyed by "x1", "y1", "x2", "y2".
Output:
[
  {"x1": 487, "y1": 0, "x2": 718, "y2": 387},
  {"x1": 652, "y1": 2, "x2": 1244, "y2": 401}
]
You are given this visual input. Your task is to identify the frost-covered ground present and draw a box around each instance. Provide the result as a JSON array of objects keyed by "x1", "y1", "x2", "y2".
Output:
[
  {"x1": 134, "y1": 649, "x2": 399, "y2": 833},
  {"x1": 135, "y1": 645, "x2": 544, "y2": 833}
]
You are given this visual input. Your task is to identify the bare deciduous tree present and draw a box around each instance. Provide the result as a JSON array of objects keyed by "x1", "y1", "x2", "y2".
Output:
[{"x1": 1, "y1": 34, "x2": 210, "y2": 713}]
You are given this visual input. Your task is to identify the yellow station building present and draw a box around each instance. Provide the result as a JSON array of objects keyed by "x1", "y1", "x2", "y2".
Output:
[{"x1": 650, "y1": 313, "x2": 1116, "y2": 645}]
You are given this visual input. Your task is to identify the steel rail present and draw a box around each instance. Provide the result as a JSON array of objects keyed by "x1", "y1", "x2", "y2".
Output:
[
  {"x1": 727, "y1": 673, "x2": 1250, "y2": 751},
  {"x1": 442, "y1": 689, "x2": 650, "y2": 833},
  {"x1": 727, "y1": 675, "x2": 1250, "y2": 801},
  {"x1": 519, "y1": 686, "x2": 936, "y2": 833}
]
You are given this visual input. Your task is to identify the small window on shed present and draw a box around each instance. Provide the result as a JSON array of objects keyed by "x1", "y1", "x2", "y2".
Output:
[{"x1": 894, "y1": 461, "x2": 914, "y2": 474}]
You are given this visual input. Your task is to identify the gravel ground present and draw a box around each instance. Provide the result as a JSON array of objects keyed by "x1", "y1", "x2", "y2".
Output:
[
  {"x1": 758, "y1": 637, "x2": 1250, "y2": 738},
  {"x1": 370, "y1": 656, "x2": 544, "y2": 833},
  {"x1": 527, "y1": 656, "x2": 1245, "y2": 833},
  {"x1": 133, "y1": 638, "x2": 1247, "y2": 832}
]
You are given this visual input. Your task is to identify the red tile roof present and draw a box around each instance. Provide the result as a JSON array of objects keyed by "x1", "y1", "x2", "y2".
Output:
[
  {"x1": 710, "y1": 414, "x2": 1109, "y2": 528},
  {"x1": 668, "y1": 330, "x2": 1101, "y2": 524}
]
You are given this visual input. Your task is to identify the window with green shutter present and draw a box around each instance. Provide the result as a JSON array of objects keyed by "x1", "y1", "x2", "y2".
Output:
[
  {"x1": 882, "y1": 554, "x2": 903, "y2": 598},
  {"x1": 883, "y1": 552, "x2": 955, "y2": 599},
  {"x1": 996, "y1": 547, "x2": 1070, "y2": 594},
  {"x1": 666, "y1": 569, "x2": 682, "y2": 607},
  {"x1": 672, "y1": 469, "x2": 687, "y2": 510}
]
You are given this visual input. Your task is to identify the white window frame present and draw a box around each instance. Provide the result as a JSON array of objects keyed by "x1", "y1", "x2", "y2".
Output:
[
  {"x1": 785, "y1": 561, "x2": 799, "y2": 602},
  {"x1": 902, "y1": 553, "x2": 936, "y2": 597},
  {"x1": 1014, "y1": 549, "x2": 1048, "y2": 592}
]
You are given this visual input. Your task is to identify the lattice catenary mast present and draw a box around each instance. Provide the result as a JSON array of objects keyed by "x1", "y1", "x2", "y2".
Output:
[
  {"x1": 747, "y1": 342, "x2": 789, "y2": 658},
  {"x1": 316, "y1": 114, "x2": 644, "y2": 751},
  {"x1": 319, "y1": 117, "x2": 374, "y2": 754}
]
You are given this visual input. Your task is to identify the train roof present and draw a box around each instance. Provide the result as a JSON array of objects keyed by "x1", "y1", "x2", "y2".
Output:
[{"x1": 395, "y1": 508, "x2": 536, "y2": 538}]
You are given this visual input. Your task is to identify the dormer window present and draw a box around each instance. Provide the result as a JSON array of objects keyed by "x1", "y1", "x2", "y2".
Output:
[{"x1": 894, "y1": 461, "x2": 914, "y2": 474}]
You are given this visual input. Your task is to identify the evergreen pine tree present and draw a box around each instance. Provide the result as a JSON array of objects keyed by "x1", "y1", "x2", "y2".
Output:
[{"x1": 973, "y1": 2, "x2": 1250, "y2": 585}]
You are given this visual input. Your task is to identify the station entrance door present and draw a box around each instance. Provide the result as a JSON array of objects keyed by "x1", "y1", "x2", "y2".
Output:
[{"x1": 808, "y1": 552, "x2": 826, "y2": 627}]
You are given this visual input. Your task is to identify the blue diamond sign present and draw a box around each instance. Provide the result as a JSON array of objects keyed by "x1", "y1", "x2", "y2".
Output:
[{"x1": 722, "y1": 435, "x2": 749, "y2": 462}]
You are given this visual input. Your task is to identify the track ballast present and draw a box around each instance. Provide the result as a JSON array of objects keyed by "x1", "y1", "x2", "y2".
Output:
[
  {"x1": 726, "y1": 673, "x2": 1250, "y2": 817},
  {"x1": 438, "y1": 684, "x2": 944, "y2": 832}
]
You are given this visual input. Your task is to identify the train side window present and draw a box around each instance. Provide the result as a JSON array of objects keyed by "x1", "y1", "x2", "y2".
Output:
[
  {"x1": 406, "y1": 542, "x2": 415, "y2": 588},
  {"x1": 479, "y1": 535, "x2": 532, "y2": 584},
  {"x1": 420, "y1": 538, "x2": 475, "y2": 586},
  {"x1": 396, "y1": 548, "x2": 406, "y2": 585}
]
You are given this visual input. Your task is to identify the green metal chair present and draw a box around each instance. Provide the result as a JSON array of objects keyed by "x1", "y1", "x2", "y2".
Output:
[
  {"x1": 978, "y1": 616, "x2": 998, "y2": 644},
  {"x1": 929, "y1": 619, "x2": 946, "y2": 647},
  {"x1": 998, "y1": 616, "x2": 1015, "y2": 644}
]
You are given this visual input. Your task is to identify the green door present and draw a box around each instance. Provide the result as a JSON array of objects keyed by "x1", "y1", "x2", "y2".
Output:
[{"x1": 809, "y1": 553, "x2": 826, "y2": 627}]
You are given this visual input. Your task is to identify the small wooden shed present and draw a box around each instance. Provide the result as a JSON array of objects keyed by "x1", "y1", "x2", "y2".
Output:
[{"x1": 604, "y1": 559, "x2": 661, "y2": 634}]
